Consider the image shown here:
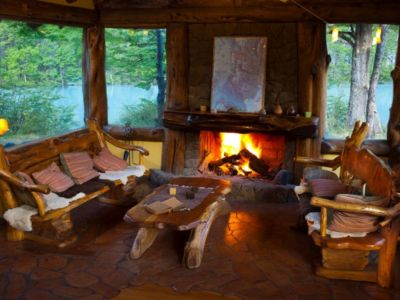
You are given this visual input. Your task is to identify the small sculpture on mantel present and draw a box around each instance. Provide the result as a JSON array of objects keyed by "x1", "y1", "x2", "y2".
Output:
[
  {"x1": 286, "y1": 104, "x2": 297, "y2": 116},
  {"x1": 272, "y1": 91, "x2": 283, "y2": 116}
]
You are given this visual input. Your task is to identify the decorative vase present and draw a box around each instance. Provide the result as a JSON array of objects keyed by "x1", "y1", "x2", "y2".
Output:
[{"x1": 273, "y1": 103, "x2": 283, "y2": 116}]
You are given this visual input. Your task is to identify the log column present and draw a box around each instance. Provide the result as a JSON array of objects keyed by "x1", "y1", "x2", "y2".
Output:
[
  {"x1": 85, "y1": 25, "x2": 108, "y2": 126},
  {"x1": 387, "y1": 30, "x2": 400, "y2": 167},
  {"x1": 296, "y1": 23, "x2": 329, "y2": 159},
  {"x1": 162, "y1": 23, "x2": 189, "y2": 174}
]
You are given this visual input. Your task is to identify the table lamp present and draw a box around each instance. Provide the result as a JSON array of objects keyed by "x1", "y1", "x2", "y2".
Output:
[{"x1": 0, "y1": 118, "x2": 9, "y2": 136}]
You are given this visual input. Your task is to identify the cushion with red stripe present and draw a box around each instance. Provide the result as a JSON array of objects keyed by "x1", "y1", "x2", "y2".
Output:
[
  {"x1": 308, "y1": 178, "x2": 348, "y2": 198},
  {"x1": 93, "y1": 148, "x2": 128, "y2": 172},
  {"x1": 60, "y1": 152, "x2": 99, "y2": 185},
  {"x1": 32, "y1": 162, "x2": 74, "y2": 193},
  {"x1": 329, "y1": 194, "x2": 389, "y2": 233}
]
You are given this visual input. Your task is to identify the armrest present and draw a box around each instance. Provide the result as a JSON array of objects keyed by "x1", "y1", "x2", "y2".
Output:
[
  {"x1": 294, "y1": 156, "x2": 341, "y2": 170},
  {"x1": 103, "y1": 131, "x2": 149, "y2": 156},
  {"x1": 311, "y1": 196, "x2": 389, "y2": 217},
  {"x1": 0, "y1": 170, "x2": 50, "y2": 194}
]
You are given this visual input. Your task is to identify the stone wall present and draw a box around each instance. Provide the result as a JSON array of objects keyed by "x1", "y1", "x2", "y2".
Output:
[{"x1": 183, "y1": 23, "x2": 298, "y2": 176}]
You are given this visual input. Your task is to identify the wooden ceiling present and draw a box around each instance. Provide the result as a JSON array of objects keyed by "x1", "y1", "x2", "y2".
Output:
[{"x1": 1, "y1": 0, "x2": 400, "y2": 26}]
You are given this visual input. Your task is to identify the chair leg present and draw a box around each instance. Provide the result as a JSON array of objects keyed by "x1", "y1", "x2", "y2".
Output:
[{"x1": 377, "y1": 218, "x2": 400, "y2": 288}]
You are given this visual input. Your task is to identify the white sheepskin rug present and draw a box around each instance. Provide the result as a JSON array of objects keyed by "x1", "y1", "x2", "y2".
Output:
[
  {"x1": 99, "y1": 165, "x2": 146, "y2": 184},
  {"x1": 3, "y1": 192, "x2": 85, "y2": 232}
]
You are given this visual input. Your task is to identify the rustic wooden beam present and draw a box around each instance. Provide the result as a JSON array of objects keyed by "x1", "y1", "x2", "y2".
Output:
[
  {"x1": 166, "y1": 23, "x2": 189, "y2": 111},
  {"x1": 296, "y1": 22, "x2": 328, "y2": 159},
  {"x1": 0, "y1": 0, "x2": 95, "y2": 27},
  {"x1": 321, "y1": 139, "x2": 390, "y2": 157},
  {"x1": 387, "y1": 29, "x2": 400, "y2": 166},
  {"x1": 103, "y1": 125, "x2": 164, "y2": 142},
  {"x1": 87, "y1": 25, "x2": 108, "y2": 126},
  {"x1": 163, "y1": 111, "x2": 319, "y2": 137},
  {"x1": 162, "y1": 23, "x2": 189, "y2": 174},
  {"x1": 100, "y1": 4, "x2": 400, "y2": 26}
]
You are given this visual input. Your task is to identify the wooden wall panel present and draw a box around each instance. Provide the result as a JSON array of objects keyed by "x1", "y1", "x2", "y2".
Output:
[
  {"x1": 296, "y1": 22, "x2": 329, "y2": 160},
  {"x1": 162, "y1": 23, "x2": 189, "y2": 174}
]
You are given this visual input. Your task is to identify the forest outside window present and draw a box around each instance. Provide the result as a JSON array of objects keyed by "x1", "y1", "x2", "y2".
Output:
[
  {"x1": 326, "y1": 24, "x2": 399, "y2": 139},
  {"x1": 105, "y1": 28, "x2": 166, "y2": 128},
  {"x1": 0, "y1": 20, "x2": 84, "y2": 146}
]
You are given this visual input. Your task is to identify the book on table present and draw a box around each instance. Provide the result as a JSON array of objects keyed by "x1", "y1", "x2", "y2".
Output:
[{"x1": 144, "y1": 197, "x2": 185, "y2": 214}]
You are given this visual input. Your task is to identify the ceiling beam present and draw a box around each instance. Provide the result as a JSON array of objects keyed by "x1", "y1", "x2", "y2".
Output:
[
  {"x1": 0, "y1": 0, "x2": 96, "y2": 27},
  {"x1": 100, "y1": 3, "x2": 400, "y2": 26}
]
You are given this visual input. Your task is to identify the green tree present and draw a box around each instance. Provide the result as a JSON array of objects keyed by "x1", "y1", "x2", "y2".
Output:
[
  {"x1": 0, "y1": 20, "x2": 82, "y2": 144},
  {"x1": 119, "y1": 98, "x2": 158, "y2": 127},
  {"x1": 105, "y1": 28, "x2": 166, "y2": 127}
]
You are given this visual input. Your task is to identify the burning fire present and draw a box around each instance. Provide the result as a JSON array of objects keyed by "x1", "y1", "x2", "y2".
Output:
[{"x1": 220, "y1": 132, "x2": 262, "y2": 174}]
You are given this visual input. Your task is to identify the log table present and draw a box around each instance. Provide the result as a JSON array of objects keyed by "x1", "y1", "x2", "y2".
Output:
[{"x1": 124, "y1": 177, "x2": 231, "y2": 269}]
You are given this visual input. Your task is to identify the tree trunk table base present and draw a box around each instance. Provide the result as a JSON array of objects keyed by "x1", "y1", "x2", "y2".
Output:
[{"x1": 124, "y1": 177, "x2": 231, "y2": 269}]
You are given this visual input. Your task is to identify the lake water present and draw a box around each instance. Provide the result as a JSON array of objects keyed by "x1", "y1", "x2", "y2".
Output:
[
  {"x1": 51, "y1": 83, "x2": 394, "y2": 127},
  {"x1": 328, "y1": 83, "x2": 393, "y2": 126},
  {"x1": 56, "y1": 84, "x2": 158, "y2": 126}
]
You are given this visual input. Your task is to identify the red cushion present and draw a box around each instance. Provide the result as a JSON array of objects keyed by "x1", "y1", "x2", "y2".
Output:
[
  {"x1": 32, "y1": 162, "x2": 74, "y2": 193},
  {"x1": 329, "y1": 194, "x2": 389, "y2": 233},
  {"x1": 60, "y1": 152, "x2": 99, "y2": 185},
  {"x1": 93, "y1": 148, "x2": 128, "y2": 172},
  {"x1": 308, "y1": 178, "x2": 348, "y2": 198}
]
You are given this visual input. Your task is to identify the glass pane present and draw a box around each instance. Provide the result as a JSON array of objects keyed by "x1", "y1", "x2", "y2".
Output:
[
  {"x1": 326, "y1": 24, "x2": 399, "y2": 139},
  {"x1": 0, "y1": 20, "x2": 84, "y2": 146},
  {"x1": 105, "y1": 28, "x2": 166, "y2": 128}
]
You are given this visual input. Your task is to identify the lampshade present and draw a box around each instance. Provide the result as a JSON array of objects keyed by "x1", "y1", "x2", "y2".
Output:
[
  {"x1": 332, "y1": 27, "x2": 339, "y2": 43},
  {"x1": 0, "y1": 118, "x2": 9, "y2": 136}
]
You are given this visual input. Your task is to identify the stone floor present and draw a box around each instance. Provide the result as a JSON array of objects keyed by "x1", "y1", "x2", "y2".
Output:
[{"x1": 0, "y1": 200, "x2": 399, "y2": 300}]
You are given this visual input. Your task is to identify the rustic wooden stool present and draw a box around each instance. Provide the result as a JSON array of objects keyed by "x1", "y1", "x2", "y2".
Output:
[{"x1": 124, "y1": 177, "x2": 231, "y2": 269}]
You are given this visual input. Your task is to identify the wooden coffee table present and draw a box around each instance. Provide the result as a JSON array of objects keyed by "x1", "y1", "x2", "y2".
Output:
[{"x1": 124, "y1": 177, "x2": 231, "y2": 269}]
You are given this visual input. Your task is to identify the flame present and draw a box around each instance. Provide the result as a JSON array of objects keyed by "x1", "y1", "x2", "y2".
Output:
[{"x1": 219, "y1": 132, "x2": 262, "y2": 175}]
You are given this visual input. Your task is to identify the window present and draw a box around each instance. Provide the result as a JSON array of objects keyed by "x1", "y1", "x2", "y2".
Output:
[
  {"x1": 105, "y1": 28, "x2": 166, "y2": 128},
  {"x1": 0, "y1": 20, "x2": 84, "y2": 146},
  {"x1": 326, "y1": 24, "x2": 399, "y2": 139}
]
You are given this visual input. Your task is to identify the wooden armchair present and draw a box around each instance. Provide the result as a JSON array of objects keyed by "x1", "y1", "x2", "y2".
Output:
[
  {"x1": 294, "y1": 121, "x2": 369, "y2": 229},
  {"x1": 310, "y1": 146, "x2": 400, "y2": 288}
]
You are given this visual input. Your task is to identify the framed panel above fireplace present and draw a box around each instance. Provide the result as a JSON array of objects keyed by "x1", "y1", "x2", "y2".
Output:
[{"x1": 210, "y1": 36, "x2": 267, "y2": 114}]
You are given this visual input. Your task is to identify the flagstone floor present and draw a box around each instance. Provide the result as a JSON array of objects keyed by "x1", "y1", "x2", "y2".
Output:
[{"x1": 0, "y1": 200, "x2": 399, "y2": 300}]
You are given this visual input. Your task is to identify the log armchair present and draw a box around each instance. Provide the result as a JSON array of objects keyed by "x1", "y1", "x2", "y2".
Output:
[
  {"x1": 294, "y1": 121, "x2": 369, "y2": 229},
  {"x1": 295, "y1": 122, "x2": 400, "y2": 287},
  {"x1": 310, "y1": 146, "x2": 400, "y2": 288}
]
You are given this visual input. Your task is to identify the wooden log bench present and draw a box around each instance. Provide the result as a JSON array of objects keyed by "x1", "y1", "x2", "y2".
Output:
[{"x1": 0, "y1": 119, "x2": 149, "y2": 248}]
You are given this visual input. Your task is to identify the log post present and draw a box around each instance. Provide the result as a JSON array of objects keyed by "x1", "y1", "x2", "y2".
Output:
[
  {"x1": 387, "y1": 29, "x2": 400, "y2": 166},
  {"x1": 162, "y1": 23, "x2": 189, "y2": 174},
  {"x1": 87, "y1": 25, "x2": 108, "y2": 126},
  {"x1": 296, "y1": 23, "x2": 329, "y2": 180},
  {"x1": 0, "y1": 146, "x2": 24, "y2": 241}
]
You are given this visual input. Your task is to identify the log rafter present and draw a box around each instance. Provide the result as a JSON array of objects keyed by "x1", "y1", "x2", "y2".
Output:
[{"x1": 0, "y1": 0, "x2": 96, "y2": 26}]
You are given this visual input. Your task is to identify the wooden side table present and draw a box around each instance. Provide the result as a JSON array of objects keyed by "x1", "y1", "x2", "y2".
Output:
[{"x1": 124, "y1": 177, "x2": 231, "y2": 269}]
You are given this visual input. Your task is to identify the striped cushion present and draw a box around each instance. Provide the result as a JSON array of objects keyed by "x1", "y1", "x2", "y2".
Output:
[
  {"x1": 329, "y1": 194, "x2": 389, "y2": 233},
  {"x1": 93, "y1": 148, "x2": 128, "y2": 172},
  {"x1": 13, "y1": 171, "x2": 43, "y2": 207},
  {"x1": 60, "y1": 152, "x2": 99, "y2": 185},
  {"x1": 32, "y1": 162, "x2": 74, "y2": 193},
  {"x1": 308, "y1": 178, "x2": 348, "y2": 198}
]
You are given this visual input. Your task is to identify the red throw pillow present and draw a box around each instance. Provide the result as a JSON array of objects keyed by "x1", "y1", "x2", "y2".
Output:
[
  {"x1": 60, "y1": 152, "x2": 99, "y2": 185},
  {"x1": 308, "y1": 178, "x2": 348, "y2": 198},
  {"x1": 13, "y1": 171, "x2": 44, "y2": 207},
  {"x1": 329, "y1": 194, "x2": 389, "y2": 233},
  {"x1": 93, "y1": 148, "x2": 128, "y2": 172},
  {"x1": 32, "y1": 162, "x2": 74, "y2": 193}
]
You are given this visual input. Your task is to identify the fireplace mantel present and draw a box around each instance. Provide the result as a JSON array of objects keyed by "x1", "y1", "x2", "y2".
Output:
[{"x1": 163, "y1": 110, "x2": 319, "y2": 138}]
